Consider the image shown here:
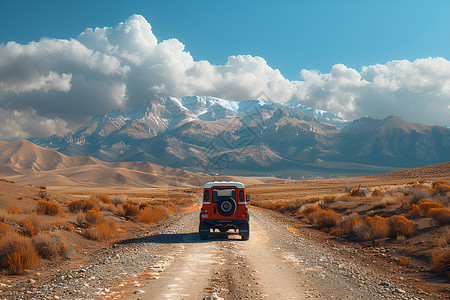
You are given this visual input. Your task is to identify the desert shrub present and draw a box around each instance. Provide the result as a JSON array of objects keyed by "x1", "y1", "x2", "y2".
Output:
[
  {"x1": 19, "y1": 219, "x2": 39, "y2": 236},
  {"x1": 85, "y1": 210, "x2": 106, "y2": 226},
  {"x1": 68, "y1": 199, "x2": 99, "y2": 213},
  {"x1": 254, "y1": 200, "x2": 288, "y2": 211},
  {"x1": 388, "y1": 215, "x2": 417, "y2": 238},
  {"x1": 32, "y1": 232, "x2": 67, "y2": 259},
  {"x1": 84, "y1": 222, "x2": 115, "y2": 241},
  {"x1": 372, "y1": 189, "x2": 385, "y2": 197},
  {"x1": 432, "y1": 248, "x2": 450, "y2": 277},
  {"x1": 138, "y1": 206, "x2": 170, "y2": 224},
  {"x1": 348, "y1": 185, "x2": 367, "y2": 197},
  {"x1": 37, "y1": 201, "x2": 62, "y2": 216},
  {"x1": 323, "y1": 196, "x2": 337, "y2": 203},
  {"x1": 90, "y1": 194, "x2": 112, "y2": 204},
  {"x1": 418, "y1": 199, "x2": 444, "y2": 216},
  {"x1": 433, "y1": 180, "x2": 449, "y2": 187},
  {"x1": 432, "y1": 183, "x2": 450, "y2": 195},
  {"x1": 44, "y1": 219, "x2": 67, "y2": 230},
  {"x1": 76, "y1": 211, "x2": 85, "y2": 226},
  {"x1": 121, "y1": 201, "x2": 140, "y2": 217},
  {"x1": 409, "y1": 189, "x2": 432, "y2": 205},
  {"x1": 428, "y1": 207, "x2": 450, "y2": 225},
  {"x1": 0, "y1": 222, "x2": 9, "y2": 235},
  {"x1": 0, "y1": 231, "x2": 40, "y2": 274},
  {"x1": 0, "y1": 178, "x2": 14, "y2": 183},
  {"x1": 280, "y1": 200, "x2": 302, "y2": 214},
  {"x1": 115, "y1": 205, "x2": 125, "y2": 217},
  {"x1": 7, "y1": 206, "x2": 23, "y2": 214},
  {"x1": 111, "y1": 195, "x2": 127, "y2": 206},
  {"x1": 139, "y1": 202, "x2": 149, "y2": 210},
  {"x1": 343, "y1": 209, "x2": 353, "y2": 215},
  {"x1": 306, "y1": 207, "x2": 341, "y2": 228},
  {"x1": 331, "y1": 215, "x2": 362, "y2": 236},
  {"x1": 355, "y1": 215, "x2": 388, "y2": 241},
  {"x1": 302, "y1": 205, "x2": 321, "y2": 216},
  {"x1": 398, "y1": 256, "x2": 410, "y2": 266},
  {"x1": 373, "y1": 196, "x2": 400, "y2": 209},
  {"x1": 98, "y1": 202, "x2": 116, "y2": 212},
  {"x1": 433, "y1": 230, "x2": 449, "y2": 248},
  {"x1": 408, "y1": 204, "x2": 421, "y2": 218},
  {"x1": 0, "y1": 209, "x2": 9, "y2": 222}
]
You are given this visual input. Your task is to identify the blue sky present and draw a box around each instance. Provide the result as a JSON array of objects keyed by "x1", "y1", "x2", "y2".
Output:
[
  {"x1": 0, "y1": 0, "x2": 449, "y2": 140},
  {"x1": 1, "y1": 0, "x2": 449, "y2": 80}
]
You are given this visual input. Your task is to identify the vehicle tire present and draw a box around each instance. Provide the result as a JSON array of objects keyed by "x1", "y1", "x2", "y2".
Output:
[
  {"x1": 217, "y1": 197, "x2": 237, "y2": 217},
  {"x1": 199, "y1": 221, "x2": 209, "y2": 240},
  {"x1": 239, "y1": 222, "x2": 249, "y2": 241}
]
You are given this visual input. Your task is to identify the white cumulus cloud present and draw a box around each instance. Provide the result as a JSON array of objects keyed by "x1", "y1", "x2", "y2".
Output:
[
  {"x1": 296, "y1": 58, "x2": 450, "y2": 125},
  {"x1": 0, "y1": 14, "x2": 449, "y2": 140}
]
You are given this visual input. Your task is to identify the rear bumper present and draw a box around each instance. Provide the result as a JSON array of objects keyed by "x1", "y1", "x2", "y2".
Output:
[{"x1": 202, "y1": 219, "x2": 247, "y2": 229}]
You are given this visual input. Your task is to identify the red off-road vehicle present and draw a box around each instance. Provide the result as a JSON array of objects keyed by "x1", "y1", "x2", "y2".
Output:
[{"x1": 199, "y1": 181, "x2": 250, "y2": 240}]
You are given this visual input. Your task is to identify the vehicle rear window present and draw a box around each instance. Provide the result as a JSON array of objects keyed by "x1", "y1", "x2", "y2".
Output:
[
  {"x1": 212, "y1": 188, "x2": 236, "y2": 203},
  {"x1": 204, "y1": 190, "x2": 209, "y2": 201}
]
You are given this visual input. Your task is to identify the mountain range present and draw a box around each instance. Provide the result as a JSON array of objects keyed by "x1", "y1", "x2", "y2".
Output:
[{"x1": 28, "y1": 96, "x2": 450, "y2": 178}]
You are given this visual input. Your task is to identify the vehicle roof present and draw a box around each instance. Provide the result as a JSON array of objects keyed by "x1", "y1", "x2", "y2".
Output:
[{"x1": 203, "y1": 181, "x2": 245, "y2": 189}]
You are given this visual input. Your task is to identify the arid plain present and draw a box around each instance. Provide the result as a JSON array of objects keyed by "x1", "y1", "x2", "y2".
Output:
[{"x1": 0, "y1": 139, "x2": 449, "y2": 299}]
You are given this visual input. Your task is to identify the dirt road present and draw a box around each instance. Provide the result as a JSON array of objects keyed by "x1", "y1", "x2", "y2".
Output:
[{"x1": 11, "y1": 209, "x2": 438, "y2": 299}]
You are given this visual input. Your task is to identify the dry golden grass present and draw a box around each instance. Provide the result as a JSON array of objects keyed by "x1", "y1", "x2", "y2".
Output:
[
  {"x1": 66, "y1": 224, "x2": 75, "y2": 232},
  {"x1": 32, "y1": 231, "x2": 68, "y2": 259},
  {"x1": 138, "y1": 206, "x2": 170, "y2": 224},
  {"x1": 37, "y1": 200, "x2": 62, "y2": 216},
  {"x1": 0, "y1": 231, "x2": 40, "y2": 274},
  {"x1": 68, "y1": 199, "x2": 99, "y2": 213},
  {"x1": 388, "y1": 215, "x2": 417, "y2": 238}
]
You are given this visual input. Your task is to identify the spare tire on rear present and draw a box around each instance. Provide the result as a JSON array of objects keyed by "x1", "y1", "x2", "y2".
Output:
[{"x1": 217, "y1": 197, "x2": 236, "y2": 217}]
